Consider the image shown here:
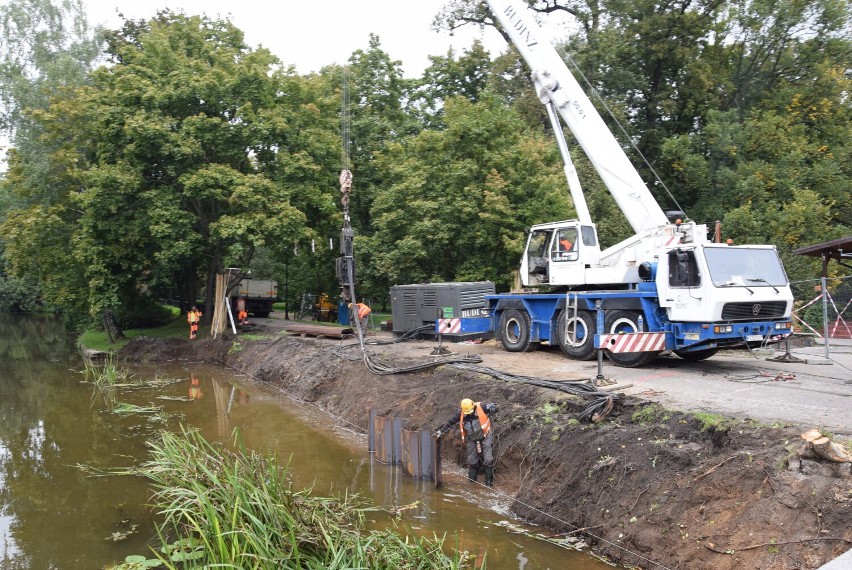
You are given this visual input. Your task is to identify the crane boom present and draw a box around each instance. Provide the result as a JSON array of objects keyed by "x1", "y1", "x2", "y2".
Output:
[{"x1": 485, "y1": 0, "x2": 669, "y2": 234}]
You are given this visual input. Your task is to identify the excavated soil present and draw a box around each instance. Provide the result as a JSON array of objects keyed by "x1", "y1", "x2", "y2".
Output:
[{"x1": 118, "y1": 331, "x2": 852, "y2": 570}]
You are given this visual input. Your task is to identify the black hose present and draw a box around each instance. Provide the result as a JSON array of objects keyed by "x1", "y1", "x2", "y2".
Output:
[
  {"x1": 334, "y1": 326, "x2": 617, "y2": 421},
  {"x1": 449, "y1": 363, "x2": 619, "y2": 422}
]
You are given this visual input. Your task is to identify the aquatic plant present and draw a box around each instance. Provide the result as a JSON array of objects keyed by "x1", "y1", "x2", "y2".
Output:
[
  {"x1": 141, "y1": 427, "x2": 475, "y2": 569},
  {"x1": 110, "y1": 403, "x2": 164, "y2": 417},
  {"x1": 82, "y1": 354, "x2": 135, "y2": 386}
]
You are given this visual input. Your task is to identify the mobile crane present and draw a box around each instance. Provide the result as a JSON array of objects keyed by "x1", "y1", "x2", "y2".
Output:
[{"x1": 479, "y1": 0, "x2": 794, "y2": 366}]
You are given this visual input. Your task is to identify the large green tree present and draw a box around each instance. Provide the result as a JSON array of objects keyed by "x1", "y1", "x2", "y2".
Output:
[
  {"x1": 0, "y1": 0, "x2": 101, "y2": 314},
  {"x1": 346, "y1": 35, "x2": 420, "y2": 234},
  {"x1": 2, "y1": 12, "x2": 331, "y2": 331},
  {"x1": 361, "y1": 93, "x2": 571, "y2": 293}
]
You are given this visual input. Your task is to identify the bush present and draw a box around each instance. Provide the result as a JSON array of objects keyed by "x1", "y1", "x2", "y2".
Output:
[{"x1": 118, "y1": 298, "x2": 179, "y2": 329}]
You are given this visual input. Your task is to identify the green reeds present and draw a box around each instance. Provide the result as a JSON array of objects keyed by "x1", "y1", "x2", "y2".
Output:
[
  {"x1": 110, "y1": 403, "x2": 164, "y2": 416},
  {"x1": 82, "y1": 354, "x2": 135, "y2": 386},
  {"x1": 141, "y1": 427, "x2": 473, "y2": 569}
]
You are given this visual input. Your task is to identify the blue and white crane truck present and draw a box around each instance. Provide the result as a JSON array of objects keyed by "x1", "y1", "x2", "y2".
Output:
[{"x1": 435, "y1": 0, "x2": 793, "y2": 367}]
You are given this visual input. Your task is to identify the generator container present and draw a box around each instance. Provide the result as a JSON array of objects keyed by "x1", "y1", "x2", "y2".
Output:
[{"x1": 390, "y1": 282, "x2": 495, "y2": 340}]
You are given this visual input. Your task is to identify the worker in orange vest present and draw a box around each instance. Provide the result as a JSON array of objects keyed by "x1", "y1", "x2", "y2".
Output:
[
  {"x1": 435, "y1": 398, "x2": 499, "y2": 486},
  {"x1": 188, "y1": 373, "x2": 203, "y2": 400},
  {"x1": 348, "y1": 301, "x2": 372, "y2": 333},
  {"x1": 236, "y1": 296, "x2": 248, "y2": 325},
  {"x1": 187, "y1": 306, "x2": 202, "y2": 340}
]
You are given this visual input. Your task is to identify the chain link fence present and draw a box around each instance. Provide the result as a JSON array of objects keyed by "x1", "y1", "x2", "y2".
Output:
[{"x1": 789, "y1": 274, "x2": 852, "y2": 357}]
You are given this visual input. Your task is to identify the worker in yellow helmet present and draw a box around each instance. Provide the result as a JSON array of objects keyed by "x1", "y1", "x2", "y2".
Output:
[{"x1": 435, "y1": 398, "x2": 499, "y2": 486}]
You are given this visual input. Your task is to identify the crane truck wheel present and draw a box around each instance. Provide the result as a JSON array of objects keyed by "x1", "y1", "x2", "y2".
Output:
[
  {"x1": 674, "y1": 347, "x2": 719, "y2": 361},
  {"x1": 603, "y1": 310, "x2": 660, "y2": 367},
  {"x1": 499, "y1": 309, "x2": 533, "y2": 352},
  {"x1": 555, "y1": 310, "x2": 596, "y2": 360}
]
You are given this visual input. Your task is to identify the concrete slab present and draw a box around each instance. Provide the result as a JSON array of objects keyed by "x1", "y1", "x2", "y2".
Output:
[{"x1": 818, "y1": 547, "x2": 852, "y2": 570}]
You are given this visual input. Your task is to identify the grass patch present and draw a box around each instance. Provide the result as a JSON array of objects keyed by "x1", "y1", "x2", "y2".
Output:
[
  {"x1": 239, "y1": 332, "x2": 275, "y2": 341},
  {"x1": 693, "y1": 412, "x2": 728, "y2": 432},
  {"x1": 134, "y1": 427, "x2": 475, "y2": 569},
  {"x1": 79, "y1": 317, "x2": 188, "y2": 352},
  {"x1": 631, "y1": 403, "x2": 666, "y2": 425}
]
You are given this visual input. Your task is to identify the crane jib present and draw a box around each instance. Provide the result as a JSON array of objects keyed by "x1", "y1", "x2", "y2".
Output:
[{"x1": 500, "y1": 5, "x2": 538, "y2": 48}]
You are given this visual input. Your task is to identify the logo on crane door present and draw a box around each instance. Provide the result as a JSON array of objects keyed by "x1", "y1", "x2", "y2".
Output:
[{"x1": 753, "y1": 304, "x2": 761, "y2": 316}]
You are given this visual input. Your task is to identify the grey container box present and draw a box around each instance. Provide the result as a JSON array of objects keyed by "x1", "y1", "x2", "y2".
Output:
[{"x1": 389, "y1": 281, "x2": 495, "y2": 338}]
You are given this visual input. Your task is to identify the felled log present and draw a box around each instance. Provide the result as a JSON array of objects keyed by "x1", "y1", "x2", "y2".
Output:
[{"x1": 800, "y1": 429, "x2": 852, "y2": 463}]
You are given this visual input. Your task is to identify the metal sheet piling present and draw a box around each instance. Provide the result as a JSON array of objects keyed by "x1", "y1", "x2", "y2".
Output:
[{"x1": 370, "y1": 410, "x2": 440, "y2": 485}]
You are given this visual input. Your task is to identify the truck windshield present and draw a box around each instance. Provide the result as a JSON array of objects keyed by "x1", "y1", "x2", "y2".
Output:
[{"x1": 704, "y1": 247, "x2": 788, "y2": 287}]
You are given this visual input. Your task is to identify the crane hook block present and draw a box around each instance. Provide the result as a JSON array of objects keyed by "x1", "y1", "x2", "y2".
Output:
[{"x1": 339, "y1": 170, "x2": 352, "y2": 193}]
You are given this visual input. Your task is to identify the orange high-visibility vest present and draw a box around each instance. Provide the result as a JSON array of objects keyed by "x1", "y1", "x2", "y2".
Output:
[
  {"x1": 187, "y1": 310, "x2": 201, "y2": 324},
  {"x1": 459, "y1": 402, "x2": 490, "y2": 442},
  {"x1": 354, "y1": 303, "x2": 371, "y2": 318}
]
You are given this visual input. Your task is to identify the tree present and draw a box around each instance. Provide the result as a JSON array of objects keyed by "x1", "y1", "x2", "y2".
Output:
[
  {"x1": 346, "y1": 34, "x2": 420, "y2": 234},
  {"x1": 2, "y1": 12, "x2": 331, "y2": 333},
  {"x1": 0, "y1": 0, "x2": 101, "y2": 314},
  {"x1": 361, "y1": 93, "x2": 571, "y2": 293},
  {"x1": 410, "y1": 40, "x2": 494, "y2": 128}
]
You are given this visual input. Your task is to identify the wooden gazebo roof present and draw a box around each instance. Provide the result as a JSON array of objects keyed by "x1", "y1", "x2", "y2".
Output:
[{"x1": 792, "y1": 236, "x2": 852, "y2": 277}]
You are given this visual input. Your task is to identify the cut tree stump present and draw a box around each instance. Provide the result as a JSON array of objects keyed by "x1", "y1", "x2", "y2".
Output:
[{"x1": 801, "y1": 429, "x2": 852, "y2": 463}]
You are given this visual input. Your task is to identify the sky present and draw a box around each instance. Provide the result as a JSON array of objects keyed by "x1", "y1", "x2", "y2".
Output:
[{"x1": 84, "y1": 0, "x2": 514, "y2": 78}]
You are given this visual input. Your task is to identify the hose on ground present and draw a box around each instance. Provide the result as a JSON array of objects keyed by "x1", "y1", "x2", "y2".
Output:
[
  {"x1": 449, "y1": 363, "x2": 619, "y2": 422},
  {"x1": 334, "y1": 325, "x2": 617, "y2": 422}
]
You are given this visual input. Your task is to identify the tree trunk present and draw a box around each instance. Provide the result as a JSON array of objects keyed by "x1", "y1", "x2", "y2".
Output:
[{"x1": 102, "y1": 310, "x2": 125, "y2": 344}]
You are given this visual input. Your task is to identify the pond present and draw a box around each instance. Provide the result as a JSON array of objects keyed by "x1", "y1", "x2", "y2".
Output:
[{"x1": 0, "y1": 314, "x2": 610, "y2": 569}]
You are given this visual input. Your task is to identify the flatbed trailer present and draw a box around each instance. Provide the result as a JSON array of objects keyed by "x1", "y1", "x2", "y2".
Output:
[{"x1": 486, "y1": 285, "x2": 792, "y2": 367}]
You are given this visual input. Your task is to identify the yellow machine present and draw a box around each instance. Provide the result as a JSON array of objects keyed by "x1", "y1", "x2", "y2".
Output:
[{"x1": 313, "y1": 293, "x2": 338, "y2": 322}]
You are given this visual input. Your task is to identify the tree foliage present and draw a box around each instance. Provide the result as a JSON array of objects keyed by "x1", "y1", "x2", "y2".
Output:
[
  {"x1": 0, "y1": 0, "x2": 849, "y2": 326},
  {"x1": 360, "y1": 93, "x2": 570, "y2": 293},
  {"x1": 1, "y1": 11, "x2": 333, "y2": 328}
]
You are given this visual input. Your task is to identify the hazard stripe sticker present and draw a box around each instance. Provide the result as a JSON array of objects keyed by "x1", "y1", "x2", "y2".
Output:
[
  {"x1": 596, "y1": 332, "x2": 667, "y2": 353},
  {"x1": 437, "y1": 318, "x2": 461, "y2": 334}
]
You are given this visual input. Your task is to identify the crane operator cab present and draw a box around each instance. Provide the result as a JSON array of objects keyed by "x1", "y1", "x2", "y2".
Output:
[{"x1": 520, "y1": 221, "x2": 602, "y2": 287}]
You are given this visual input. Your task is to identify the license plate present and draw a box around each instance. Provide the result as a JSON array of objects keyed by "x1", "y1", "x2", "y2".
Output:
[
  {"x1": 685, "y1": 333, "x2": 700, "y2": 341},
  {"x1": 746, "y1": 334, "x2": 764, "y2": 342}
]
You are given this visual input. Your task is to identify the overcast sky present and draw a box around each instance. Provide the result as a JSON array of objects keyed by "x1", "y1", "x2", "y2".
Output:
[{"x1": 85, "y1": 0, "x2": 515, "y2": 78}]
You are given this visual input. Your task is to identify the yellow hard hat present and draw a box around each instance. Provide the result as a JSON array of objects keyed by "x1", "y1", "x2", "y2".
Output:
[{"x1": 460, "y1": 398, "x2": 475, "y2": 415}]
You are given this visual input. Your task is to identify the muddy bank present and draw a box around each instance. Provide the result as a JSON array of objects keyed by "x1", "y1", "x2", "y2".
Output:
[{"x1": 118, "y1": 333, "x2": 852, "y2": 569}]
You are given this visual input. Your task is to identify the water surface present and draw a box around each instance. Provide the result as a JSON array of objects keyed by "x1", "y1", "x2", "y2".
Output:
[{"x1": 0, "y1": 314, "x2": 609, "y2": 569}]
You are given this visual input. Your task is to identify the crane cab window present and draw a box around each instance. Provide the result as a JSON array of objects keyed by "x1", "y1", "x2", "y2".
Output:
[
  {"x1": 551, "y1": 228, "x2": 578, "y2": 262},
  {"x1": 526, "y1": 230, "x2": 551, "y2": 275},
  {"x1": 668, "y1": 249, "x2": 701, "y2": 287}
]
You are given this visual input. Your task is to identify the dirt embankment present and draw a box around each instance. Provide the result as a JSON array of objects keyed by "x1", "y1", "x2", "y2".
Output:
[{"x1": 118, "y1": 333, "x2": 852, "y2": 570}]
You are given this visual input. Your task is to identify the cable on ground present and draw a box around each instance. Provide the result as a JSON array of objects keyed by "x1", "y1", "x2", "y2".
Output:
[{"x1": 448, "y1": 362, "x2": 620, "y2": 422}]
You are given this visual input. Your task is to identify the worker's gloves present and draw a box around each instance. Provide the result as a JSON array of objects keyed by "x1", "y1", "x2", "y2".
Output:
[
  {"x1": 433, "y1": 429, "x2": 443, "y2": 439},
  {"x1": 485, "y1": 403, "x2": 499, "y2": 414}
]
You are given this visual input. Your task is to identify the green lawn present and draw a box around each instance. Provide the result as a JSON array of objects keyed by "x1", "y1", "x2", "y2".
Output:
[{"x1": 79, "y1": 317, "x2": 188, "y2": 353}]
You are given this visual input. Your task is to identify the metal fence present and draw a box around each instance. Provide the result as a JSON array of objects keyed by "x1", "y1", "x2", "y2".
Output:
[{"x1": 789, "y1": 274, "x2": 852, "y2": 358}]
